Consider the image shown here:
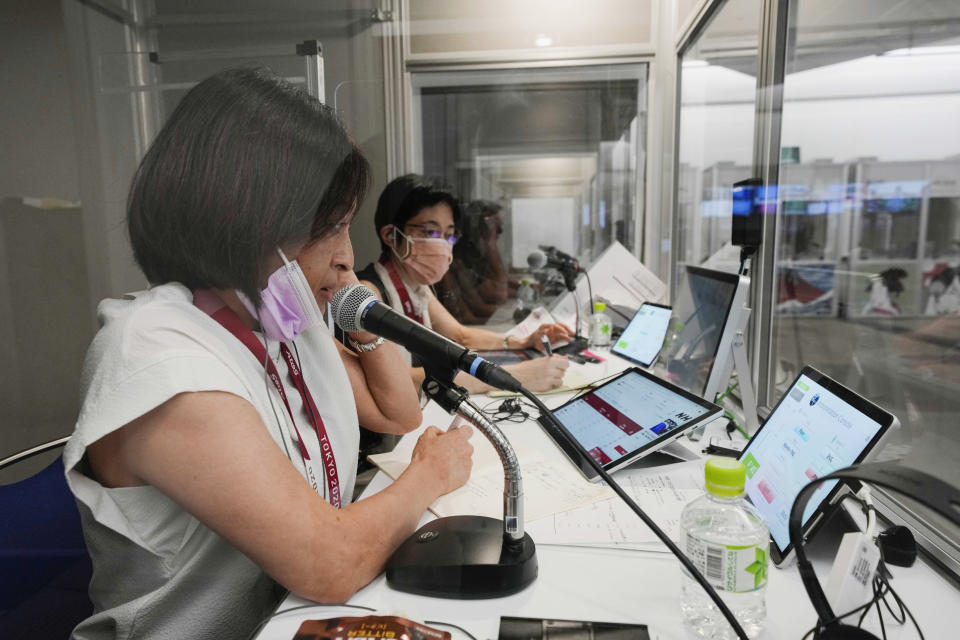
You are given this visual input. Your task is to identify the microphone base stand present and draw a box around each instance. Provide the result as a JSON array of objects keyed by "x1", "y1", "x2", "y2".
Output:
[{"x1": 384, "y1": 365, "x2": 537, "y2": 599}]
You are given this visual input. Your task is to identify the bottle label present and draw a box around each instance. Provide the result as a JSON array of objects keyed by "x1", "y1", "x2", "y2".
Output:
[{"x1": 682, "y1": 532, "x2": 768, "y2": 592}]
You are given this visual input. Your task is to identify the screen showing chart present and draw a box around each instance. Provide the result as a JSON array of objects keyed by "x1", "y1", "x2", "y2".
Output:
[
  {"x1": 552, "y1": 371, "x2": 711, "y2": 467},
  {"x1": 740, "y1": 374, "x2": 883, "y2": 551},
  {"x1": 612, "y1": 304, "x2": 672, "y2": 366}
]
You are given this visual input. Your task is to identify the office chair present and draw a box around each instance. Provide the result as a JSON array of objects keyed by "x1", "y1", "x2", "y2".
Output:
[{"x1": 0, "y1": 436, "x2": 93, "y2": 637}]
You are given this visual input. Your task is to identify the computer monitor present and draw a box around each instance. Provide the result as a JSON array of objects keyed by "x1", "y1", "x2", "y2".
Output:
[{"x1": 652, "y1": 265, "x2": 751, "y2": 403}]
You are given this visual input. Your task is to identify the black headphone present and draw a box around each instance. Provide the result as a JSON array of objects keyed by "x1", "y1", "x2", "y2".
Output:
[{"x1": 789, "y1": 463, "x2": 960, "y2": 639}]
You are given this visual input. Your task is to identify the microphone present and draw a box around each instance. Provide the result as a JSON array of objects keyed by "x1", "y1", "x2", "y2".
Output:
[
  {"x1": 527, "y1": 249, "x2": 581, "y2": 293},
  {"x1": 331, "y1": 284, "x2": 522, "y2": 392},
  {"x1": 538, "y1": 245, "x2": 578, "y2": 264},
  {"x1": 526, "y1": 249, "x2": 580, "y2": 271}
]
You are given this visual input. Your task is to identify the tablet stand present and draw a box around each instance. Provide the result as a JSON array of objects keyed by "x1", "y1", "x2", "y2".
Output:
[
  {"x1": 688, "y1": 302, "x2": 760, "y2": 440},
  {"x1": 384, "y1": 364, "x2": 537, "y2": 598},
  {"x1": 729, "y1": 307, "x2": 761, "y2": 437}
]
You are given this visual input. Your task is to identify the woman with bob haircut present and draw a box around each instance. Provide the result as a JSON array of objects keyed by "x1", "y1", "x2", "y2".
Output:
[
  {"x1": 356, "y1": 174, "x2": 572, "y2": 394},
  {"x1": 65, "y1": 68, "x2": 473, "y2": 639}
]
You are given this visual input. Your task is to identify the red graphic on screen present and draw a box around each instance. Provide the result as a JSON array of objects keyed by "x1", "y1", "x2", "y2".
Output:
[
  {"x1": 805, "y1": 468, "x2": 818, "y2": 481},
  {"x1": 584, "y1": 394, "x2": 643, "y2": 436},
  {"x1": 589, "y1": 447, "x2": 612, "y2": 464},
  {"x1": 758, "y1": 479, "x2": 776, "y2": 504},
  {"x1": 614, "y1": 445, "x2": 628, "y2": 456}
]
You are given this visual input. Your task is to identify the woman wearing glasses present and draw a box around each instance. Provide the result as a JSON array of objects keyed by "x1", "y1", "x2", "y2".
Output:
[{"x1": 356, "y1": 174, "x2": 572, "y2": 394}]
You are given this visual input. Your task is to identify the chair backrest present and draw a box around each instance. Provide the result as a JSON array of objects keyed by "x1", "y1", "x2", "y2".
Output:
[{"x1": 0, "y1": 444, "x2": 93, "y2": 637}]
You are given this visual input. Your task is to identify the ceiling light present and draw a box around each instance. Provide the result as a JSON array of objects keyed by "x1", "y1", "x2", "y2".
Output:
[{"x1": 535, "y1": 34, "x2": 553, "y2": 47}]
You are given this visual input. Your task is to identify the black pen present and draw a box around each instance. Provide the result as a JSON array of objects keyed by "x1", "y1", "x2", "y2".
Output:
[{"x1": 541, "y1": 334, "x2": 553, "y2": 357}]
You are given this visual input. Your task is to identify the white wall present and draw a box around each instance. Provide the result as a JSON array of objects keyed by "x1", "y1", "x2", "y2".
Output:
[
  {"x1": 0, "y1": 0, "x2": 81, "y2": 202},
  {"x1": 0, "y1": 0, "x2": 88, "y2": 458}
]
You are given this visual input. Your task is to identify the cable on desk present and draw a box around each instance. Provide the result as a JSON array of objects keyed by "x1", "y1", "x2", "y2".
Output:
[
  {"x1": 798, "y1": 558, "x2": 924, "y2": 640},
  {"x1": 424, "y1": 619, "x2": 480, "y2": 640},
  {"x1": 246, "y1": 602, "x2": 377, "y2": 640}
]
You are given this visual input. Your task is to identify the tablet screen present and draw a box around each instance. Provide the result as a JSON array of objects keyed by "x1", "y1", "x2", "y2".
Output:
[
  {"x1": 550, "y1": 369, "x2": 719, "y2": 475},
  {"x1": 612, "y1": 303, "x2": 672, "y2": 366},
  {"x1": 740, "y1": 369, "x2": 892, "y2": 557}
]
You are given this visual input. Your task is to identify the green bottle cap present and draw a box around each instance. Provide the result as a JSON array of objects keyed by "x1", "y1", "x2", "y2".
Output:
[
  {"x1": 593, "y1": 301, "x2": 606, "y2": 312},
  {"x1": 704, "y1": 458, "x2": 746, "y2": 498}
]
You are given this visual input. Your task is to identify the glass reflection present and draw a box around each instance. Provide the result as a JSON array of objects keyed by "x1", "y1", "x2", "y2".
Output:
[{"x1": 773, "y1": 1, "x2": 960, "y2": 503}]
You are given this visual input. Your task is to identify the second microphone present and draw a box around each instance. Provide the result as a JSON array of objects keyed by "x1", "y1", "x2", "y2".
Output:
[{"x1": 331, "y1": 284, "x2": 523, "y2": 392}]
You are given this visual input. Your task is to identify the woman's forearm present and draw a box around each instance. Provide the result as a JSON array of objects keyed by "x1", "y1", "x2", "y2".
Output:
[{"x1": 347, "y1": 338, "x2": 422, "y2": 432}]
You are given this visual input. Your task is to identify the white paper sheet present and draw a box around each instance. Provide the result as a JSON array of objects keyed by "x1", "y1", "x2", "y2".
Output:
[
  {"x1": 549, "y1": 241, "x2": 666, "y2": 333},
  {"x1": 368, "y1": 432, "x2": 613, "y2": 522},
  {"x1": 525, "y1": 460, "x2": 705, "y2": 549}
]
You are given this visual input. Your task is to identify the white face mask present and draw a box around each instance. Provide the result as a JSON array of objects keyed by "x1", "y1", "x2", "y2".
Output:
[{"x1": 237, "y1": 248, "x2": 324, "y2": 342}]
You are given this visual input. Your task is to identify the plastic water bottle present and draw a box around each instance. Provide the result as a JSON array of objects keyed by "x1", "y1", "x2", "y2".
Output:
[
  {"x1": 588, "y1": 301, "x2": 612, "y2": 347},
  {"x1": 679, "y1": 458, "x2": 769, "y2": 639}
]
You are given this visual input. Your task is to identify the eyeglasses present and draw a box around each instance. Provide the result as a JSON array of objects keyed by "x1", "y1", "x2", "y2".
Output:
[{"x1": 403, "y1": 223, "x2": 461, "y2": 245}]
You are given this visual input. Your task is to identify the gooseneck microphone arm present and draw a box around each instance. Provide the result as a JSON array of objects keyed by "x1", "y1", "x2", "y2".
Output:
[
  {"x1": 520, "y1": 388, "x2": 749, "y2": 639},
  {"x1": 421, "y1": 364, "x2": 525, "y2": 543},
  {"x1": 331, "y1": 284, "x2": 527, "y2": 543}
]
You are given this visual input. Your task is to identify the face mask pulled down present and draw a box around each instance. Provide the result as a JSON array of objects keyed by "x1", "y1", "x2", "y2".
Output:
[
  {"x1": 392, "y1": 228, "x2": 453, "y2": 285},
  {"x1": 237, "y1": 249, "x2": 324, "y2": 342}
]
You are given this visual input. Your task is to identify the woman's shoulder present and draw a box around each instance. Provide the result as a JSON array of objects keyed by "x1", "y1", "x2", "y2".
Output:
[
  {"x1": 95, "y1": 283, "x2": 219, "y2": 347},
  {"x1": 84, "y1": 283, "x2": 239, "y2": 390},
  {"x1": 71, "y1": 283, "x2": 252, "y2": 470}
]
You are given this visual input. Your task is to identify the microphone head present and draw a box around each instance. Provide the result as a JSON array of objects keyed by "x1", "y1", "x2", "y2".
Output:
[
  {"x1": 331, "y1": 284, "x2": 377, "y2": 333},
  {"x1": 527, "y1": 250, "x2": 548, "y2": 269}
]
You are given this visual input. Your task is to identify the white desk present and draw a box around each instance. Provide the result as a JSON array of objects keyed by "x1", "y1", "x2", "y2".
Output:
[{"x1": 255, "y1": 354, "x2": 960, "y2": 640}]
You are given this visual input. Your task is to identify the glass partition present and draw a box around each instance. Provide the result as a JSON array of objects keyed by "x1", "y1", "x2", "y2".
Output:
[
  {"x1": 675, "y1": 0, "x2": 761, "y2": 281},
  {"x1": 772, "y1": 0, "x2": 960, "y2": 566},
  {"x1": 413, "y1": 65, "x2": 648, "y2": 325}
]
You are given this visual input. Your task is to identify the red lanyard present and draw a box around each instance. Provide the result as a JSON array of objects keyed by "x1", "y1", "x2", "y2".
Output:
[
  {"x1": 381, "y1": 257, "x2": 423, "y2": 323},
  {"x1": 193, "y1": 290, "x2": 341, "y2": 508}
]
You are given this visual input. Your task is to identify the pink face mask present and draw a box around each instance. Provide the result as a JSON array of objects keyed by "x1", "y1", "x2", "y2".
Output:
[
  {"x1": 392, "y1": 229, "x2": 453, "y2": 285},
  {"x1": 237, "y1": 249, "x2": 324, "y2": 342}
]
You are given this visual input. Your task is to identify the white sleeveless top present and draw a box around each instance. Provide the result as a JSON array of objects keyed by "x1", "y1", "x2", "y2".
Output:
[{"x1": 64, "y1": 283, "x2": 359, "y2": 639}]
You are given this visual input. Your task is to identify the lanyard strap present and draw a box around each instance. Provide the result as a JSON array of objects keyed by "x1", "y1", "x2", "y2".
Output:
[
  {"x1": 193, "y1": 290, "x2": 341, "y2": 507},
  {"x1": 381, "y1": 257, "x2": 423, "y2": 323}
]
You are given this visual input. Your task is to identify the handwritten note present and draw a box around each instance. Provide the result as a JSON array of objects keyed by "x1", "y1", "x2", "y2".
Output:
[
  {"x1": 369, "y1": 438, "x2": 612, "y2": 522},
  {"x1": 525, "y1": 460, "x2": 704, "y2": 549}
]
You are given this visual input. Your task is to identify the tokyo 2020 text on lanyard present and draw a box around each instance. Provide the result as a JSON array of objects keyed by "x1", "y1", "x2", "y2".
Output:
[{"x1": 193, "y1": 290, "x2": 341, "y2": 508}]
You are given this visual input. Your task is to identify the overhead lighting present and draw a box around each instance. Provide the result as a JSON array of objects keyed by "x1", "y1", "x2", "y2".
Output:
[
  {"x1": 682, "y1": 59, "x2": 709, "y2": 68},
  {"x1": 535, "y1": 33, "x2": 553, "y2": 47},
  {"x1": 885, "y1": 45, "x2": 960, "y2": 57}
]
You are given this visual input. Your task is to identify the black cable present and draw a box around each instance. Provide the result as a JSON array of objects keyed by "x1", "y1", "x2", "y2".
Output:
[
  {"x1": 424, "y1": 620, "x2": 480, "y2": 640},
  {"x1": 520, "y1": 388, "x2": 749, "y2": 639},
  {"x1": 246, "y1": 602, "x2": 377, "y2": 640},
  {"x1": 584, "y1": 269, "x2": 595, "y2": 316},
  {"x1": 867, "y1": 562, "x2": 924, "y2": 640},
  {"x1": 800, "y1": 595, "x2": 880, "y2": 640}
]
